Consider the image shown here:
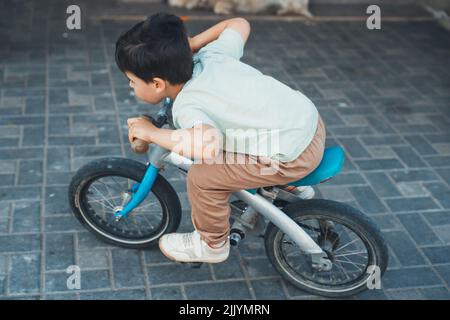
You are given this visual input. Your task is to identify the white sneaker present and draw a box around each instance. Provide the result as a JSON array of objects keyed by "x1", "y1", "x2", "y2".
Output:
[
  {"x1": 283, "y1": 185, "x2": 315, "y2": 199},
  {"x1": 158, "y1": 230, "x2": 230, "y2": 263}
]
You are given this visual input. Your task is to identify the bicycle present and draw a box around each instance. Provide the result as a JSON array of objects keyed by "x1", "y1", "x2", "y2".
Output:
[{"x1": 68, "y1": 97, "x2": 389, "y2": 297}]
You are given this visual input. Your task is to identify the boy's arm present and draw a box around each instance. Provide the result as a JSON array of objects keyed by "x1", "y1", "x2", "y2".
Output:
[
  {"x1": 128, "y1": 118, "x2": 222, "y2": 160},
  {"x1": 189, "y1": 17, "x2": 250, "y2": 53}
]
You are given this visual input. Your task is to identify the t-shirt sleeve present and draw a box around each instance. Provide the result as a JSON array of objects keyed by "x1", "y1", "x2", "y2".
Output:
[
  {"x1": 198, "y1": 28, "x2": 245, "y2": 60},
  {"x1": 172, "y1": 105, "x2": 218, "y2": 129}
]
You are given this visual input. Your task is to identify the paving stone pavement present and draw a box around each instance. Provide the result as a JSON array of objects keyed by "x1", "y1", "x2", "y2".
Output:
[{"x1": 1, "y1": 0, "x2": 450, "y2": 300}]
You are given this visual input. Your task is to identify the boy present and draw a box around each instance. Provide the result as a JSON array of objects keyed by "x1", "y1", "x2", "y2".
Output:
[{"x1": 116, "y1": 12, "x2": 326, "y2": 263}]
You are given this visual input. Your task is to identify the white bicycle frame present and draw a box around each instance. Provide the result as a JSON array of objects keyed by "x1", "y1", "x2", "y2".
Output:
[{"x1": 150, "y1": 145, "x2": 332, "y2": 270}]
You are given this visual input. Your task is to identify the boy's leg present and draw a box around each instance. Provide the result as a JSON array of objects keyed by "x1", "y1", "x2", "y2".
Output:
[{"x1": 187, "y1": 115, "x2": 326, "y2": 246}]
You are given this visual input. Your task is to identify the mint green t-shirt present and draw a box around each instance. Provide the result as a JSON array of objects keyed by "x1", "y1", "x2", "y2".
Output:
[{"x1": 172, "y1": 28, "x2": 319, "y2": 163}]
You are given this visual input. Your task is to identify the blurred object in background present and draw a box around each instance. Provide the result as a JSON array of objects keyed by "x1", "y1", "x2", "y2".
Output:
[{"x1": 167, "y1": 0, "x2": 312, "y2": 17}]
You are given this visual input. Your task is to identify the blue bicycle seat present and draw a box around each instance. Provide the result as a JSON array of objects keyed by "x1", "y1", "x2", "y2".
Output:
[{"x1": 287, "y1": 146, "x2": 345, "y2": 187}]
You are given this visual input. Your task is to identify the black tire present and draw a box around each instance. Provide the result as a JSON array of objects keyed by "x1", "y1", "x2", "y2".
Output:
[
  {"x1": 264, "y1": 199, "x2": 389, "y2": 298},
  {"x1": 69, "y1": 157, "x2": 182, "y2": 249}
]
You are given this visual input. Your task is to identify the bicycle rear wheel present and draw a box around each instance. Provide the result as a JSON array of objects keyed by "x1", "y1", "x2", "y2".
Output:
[{"x1": 264, "y1": 199, "x2": 388, "y2": 297}]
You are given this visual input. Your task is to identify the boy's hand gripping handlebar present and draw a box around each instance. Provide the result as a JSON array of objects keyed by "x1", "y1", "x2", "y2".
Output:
[{"x1": 130, "y1": 98, "x2": 172, "y2": 154}]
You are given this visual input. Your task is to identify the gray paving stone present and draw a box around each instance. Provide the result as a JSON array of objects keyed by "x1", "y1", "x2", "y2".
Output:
[
  {"x1": 421, "y1": 246, "x2": 450, "y2": 264},
  {"x1": 382, "y1": 267, "x2": 443, "y2": 289},
  {"x1": 211, "y1": 250, "x2": 245, "y2": 280},
  {"x1": 396, "y1": 182, "x2": 429, "y2": 197},
  {"x1": 434, "y1": 265, "x2": 450, "y2": 287},
  {"x1": 371, "y1": 215, "x2": 402, "y2": 231},
  {"x1": 419, "y1": 287, "x2": 450, "y2": 300},
  {"x1": 0, "y1": 174, "x2": 15, "y2": 187},
  {"x1": 46, "y1": 172, "x2": 73, "y2": 185},
  {"x1": 78, "y1": 270, "x2": 111, "y2": 291},
  {"x1": 355, "y1": 159, "x2": 404, "y2": 171},
  {"x1": 77, "y1": 232, "x2": 114, "y2": 250},
  {"x1": 403, "y1": 135, "x2": 438, "y2": 155},
  {"x1": 80, "y1": 289, "x2": 146, "y2": 300},
  {"x1": 0, "y1": 116, "x2": 45, "y2": 126},
  {"x1": 383, "y1": 231, "x2": 426, "y2": 267},
  {"x1": 397, "y1": 213, "x2": 442, "y2": 246},
  {"x1": 0, "y1": 234, "x2": 41, "y2": 253},
  {"x1": 151, "y1": 286, "x2": 183, "y2": 300},
  {"x1": 185, "y1": 281, "x2": 251, "y2": 300},
  {"x1": 326, "y1": 172, "x2": 366, "y2": 186},
  {"x1": 0, "y1": 161, "x2": 16, "y2": 174},
  {"x1": 360, "y1": 136, "x2": 406, "y2": 146},
  {"x1": 422, "y1": 211, "x2": 450, "y2": 226},
  {"x1": 0, "y1": 255, "x2": 7, "y2": 275},
  {"x1": 148, "y1": 263, "x2": 212, "y2": 286},
  {"x1": 366, "y1": 146, "x2": 397, "y2": 159},
  {"x1": 22, "y1": 126, "x2": 45, "y2": 147},
  {"x1": 45, "y1": 233, "x2": 74, "y2": 271},
  {"x1": 18, "y1": 160, "x2": 43, "y2": 185},
  {"x1": 12, "y1": 201, "x2": 41, "y2": 233},
  {"x1": 241, "y1": 257, "x2": 278, "y2": 278},
  {"x1": 235, "y1": 236, "x2": 266, "y2": 258},
  {"x1": 423, "y1": 182, "x2": 450, "y2": 209},
  {"x1": 47, "y1": 147, "x2": 71, "y2": 172},
  {"x1": 0, "y1": 275, "x2": 5, "y2": 295},
  {"x1": 337, "y1": 137, "x2": 370, "y2": 158},
  {"x1": 424, "y1": 155, "x2": 450, "y2": 167},
  {"x1": 48, "y1": 116, "x2": 70, "y2": 135},
  {"x1": 385, "y1": 197, "x2": 439, "y2": 212},
  {"x1": 0, "y1": 186, "x2": 41, "y2": 202},
  {"x1": 25, "y1": 97, "x2": 45, "y2": 114},
  {"x1": 389, "y1": 169, "x2": 439, "y2": 183},
  {"x1": 9, "y1": 253, "x2": 41, "y2": 294},
  {"x1": 433, "y1": 226, "x2": 450, "y2": 244},
  {"x1": 78, "y1": 250, "x2": 109, "y2": 269},
  {"x1": 111, "y1": 249, "x2": 145, "y2": 288},
  {"x1": 435, "y1": 168, "x2": 450, "y2": 186},
  {"x1": 387, "y1": 289, "x2": 425, "y2": 300},
  {"x1": 44, "y1": 293, "x2": 78, "y2": 300},
  {"x1": 392, "y1": 146, "x2": 427, "y2": 168},
  {"x1": 0, "y1": 148, "x2": 44, "y2": 160},
  {"x1": 44, "y1": 186, "x2": 71, "y2": 215},
  {"x1": 48, "y1": 136, "x2": 96, "y2": 146},
  {"x1": 73, "y1": 146, "x2": 122, "y2": 158},
  {"x1": 44, "y1": 272, "x2": 76, "y2": 293},
  {"x1": 251, "y1": 279, "x2": 287, "y2": 300},
  {"x1": 349, "y1": 186, "x2": 388, "y2": 214},
  {"x1": 144, "y1": 248, "x2": 173, "y2": 265},
  {"x1": 0, "y1": 138, "x2": 19, "y2": 148},
  {"x1": 45, "y1": 216, "x2": 84, "y2": 232},
  {"x1": 363, "y1": 172, "x2": 401, "y2": 198}
]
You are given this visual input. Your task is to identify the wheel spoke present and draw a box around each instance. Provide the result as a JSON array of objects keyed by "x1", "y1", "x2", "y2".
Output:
[
  {"x1": 334, "y1": 250, "x2": 368, "y2": 259},
  {"x1": 276, "y1": 215, "x2": 373, "y2": 289},
  {"x1": 334, "y1": 258, "x2": 365, "y2": 270},
  {"x1": 82, "y1": 175, "x2": 165, "y2": 239},
  {"x1": 334, "y1": 260, "x2": 351, "y2": 281},
  {"x1": 334, "y1": 237, "x2": 359, "y2": 253},
  {"x1": 90, "y1": 185, "x2": 116, "y2": 210}
]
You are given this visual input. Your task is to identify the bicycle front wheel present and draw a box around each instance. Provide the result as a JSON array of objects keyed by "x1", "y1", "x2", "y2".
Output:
[{"x1": 68, "y1": 157, "x2": 182, "y2": 249}]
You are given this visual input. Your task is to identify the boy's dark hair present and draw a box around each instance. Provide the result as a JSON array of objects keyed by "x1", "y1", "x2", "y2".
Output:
[{"x1": 115, "y1": 12, "x2": 193, "y2": 85}]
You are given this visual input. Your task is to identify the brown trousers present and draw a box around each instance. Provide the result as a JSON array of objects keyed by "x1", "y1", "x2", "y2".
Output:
[{"x1": 186, "y1": 115, "x2": 326, "y2": 245}]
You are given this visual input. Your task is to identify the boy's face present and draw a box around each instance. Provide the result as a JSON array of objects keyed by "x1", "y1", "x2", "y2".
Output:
[{"x1": 125, "y1": 71, "x2": 166, "y2": 105}]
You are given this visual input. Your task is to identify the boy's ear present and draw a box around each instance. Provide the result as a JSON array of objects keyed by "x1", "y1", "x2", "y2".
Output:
[{"x1": 152, "y1": 77, "x2": 166, "y2": 92}]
